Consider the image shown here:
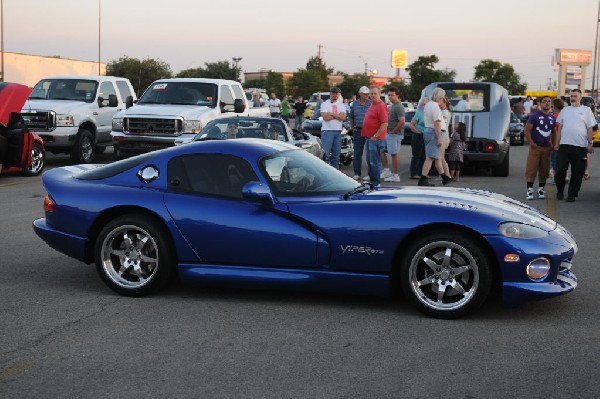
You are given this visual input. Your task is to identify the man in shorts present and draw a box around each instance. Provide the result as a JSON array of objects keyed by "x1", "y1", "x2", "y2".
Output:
[{"x1": 380, "y1": 86, "x2": 405, "y2": 182}]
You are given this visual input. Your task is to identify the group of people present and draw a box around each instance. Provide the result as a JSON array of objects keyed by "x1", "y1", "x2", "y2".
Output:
[
  {"x1": 260, "y1": 92, "x2": 314, "y2": 131},
  {"x1": 524, "y1": 89, "x2": 595, "y2": 202},
  {"x1": 317, "y1": 85, "x2": 466, "y2": 187}
]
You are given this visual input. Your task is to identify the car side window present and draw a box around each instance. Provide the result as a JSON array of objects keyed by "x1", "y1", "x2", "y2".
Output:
[
  {"x1": 220, "y1": 85, "x2": 235, "y2": 111},
  {"x1": 231, "y1": 85, "x2": 245, "y2": 102},
  {"x1": 98, "y1": 81, "x2": 117, "y2": 105},
  {"x1": 168, "y1": 154, "x2": 258, "y2": 199},
  {"x1": 115, "y1": 81, "x2": 133, "y2": 102}
]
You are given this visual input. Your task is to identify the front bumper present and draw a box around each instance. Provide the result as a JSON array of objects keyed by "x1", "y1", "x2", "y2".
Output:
[
  {"x1": 503, "y1": 268, "x2": 577, "y2": 307},
  {"x1": 111, "y1": 131, "x2": 196, "y2": 153},
  {"x1": 37, "y1": 126, "x2": 79, "y2": 148}
]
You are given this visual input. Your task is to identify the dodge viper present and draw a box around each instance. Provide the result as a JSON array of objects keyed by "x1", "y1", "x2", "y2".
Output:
[{"x1": 33, "y1": 139, "x2": 577, "y2": 318}]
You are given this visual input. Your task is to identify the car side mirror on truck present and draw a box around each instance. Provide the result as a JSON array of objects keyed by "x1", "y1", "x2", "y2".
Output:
[
  {"x1": 234, "y1": 99, "x2": 246, "y2": 113},
  {"x1": 125, "y1": 96, "x2": 134, "y2": 109},
  {"x1": 97, "y1": 94, "x2": 118, "y2": 108}
]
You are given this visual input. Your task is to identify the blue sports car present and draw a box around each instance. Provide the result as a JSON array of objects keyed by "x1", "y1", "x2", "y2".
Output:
[{"x1": 33, "y1": 140, "x2": 577, "y2": 318}]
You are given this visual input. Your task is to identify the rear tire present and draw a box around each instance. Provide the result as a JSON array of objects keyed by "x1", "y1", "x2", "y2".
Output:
[
  {"x1": 95, "y1": 214, "x2": 176, "y2": 296},
  {"x1": 491, "y1": 148, "x2": 509, "y2": 177},
  {"x1": 70, "y1": 129, "x2": 94, "y2": 164}
]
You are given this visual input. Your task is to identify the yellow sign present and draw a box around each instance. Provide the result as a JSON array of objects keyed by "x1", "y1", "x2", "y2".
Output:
[{"x1": 391, "y1": 50, "x2": 408, "y2": 69}]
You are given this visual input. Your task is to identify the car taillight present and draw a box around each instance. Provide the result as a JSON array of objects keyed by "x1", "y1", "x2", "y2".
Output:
[
  {"x1": 44, "y1": 195, "x2": 55, "y2": 212},
  {"x1": 484, "y1": 142, "x2": 497, "y2": 152}
]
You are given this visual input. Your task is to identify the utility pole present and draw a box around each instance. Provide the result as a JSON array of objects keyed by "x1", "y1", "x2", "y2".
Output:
[
  {"x1": 232, "y1": 57, "x2": 242, "y2": 81},
  {"x1": 1, "y1": 0, "x2": 4, "y2": 82},
  {"x1": 98, "y1": 0, "x2": 102, "y2": 75},
  {"x1": 593, "y1": 0, "x2": 600, "y2": 103},
  {"x1": 317, "y1": 44, "x2": 323, "y2": 59},
  {"x1": 359, "y1": 56, "x2": 368, "y2": 75}
]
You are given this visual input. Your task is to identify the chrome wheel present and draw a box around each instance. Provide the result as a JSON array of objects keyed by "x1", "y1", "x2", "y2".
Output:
[
  {"x1": 100, "y1": 224, "x2": 159, "y2": 289},
  {"x1": 81, "y1": 135, "x2": 94, "y2": 163},
  {"x1": 401, "y1": 231, "x2": 492, "y2": 318},
  {"x1": 409, "y1": 241, "x2": 479, "y2": 311},
  {"x1": 24, "y1": 143, "x2": 45, "y2": 176}
]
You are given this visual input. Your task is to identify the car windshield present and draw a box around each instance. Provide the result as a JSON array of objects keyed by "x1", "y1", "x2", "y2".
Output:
[
  {"x1": 194, "y1": 118, "x2": 289, "y2": 142},
  {"x1": 510, "y1": 112, "x2": 520, "y2": 123},
  {"x1": 309, "y1": 93, "x2": 330, "y2": 103},
  {"x1": 261, "y1": 149, "x2": 360, "y2": 196},
  {"x1": 441, "y1": 84, "x2": 488, "y2": 112},
  {"x1": 29, "y1": 79, "x2": 98, "y2": 103},
  {"x1": 138, "y1": 82, "x2": 217, "y2": 106}
]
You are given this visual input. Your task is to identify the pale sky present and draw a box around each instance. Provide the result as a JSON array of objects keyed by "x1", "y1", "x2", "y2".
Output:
[{"x1": 5, "y1": 0, "x2": 599, "y2": 90}]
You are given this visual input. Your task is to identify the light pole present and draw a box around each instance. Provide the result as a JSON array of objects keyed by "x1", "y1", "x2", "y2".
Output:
[
  {"x1": 98, "y1": 0, "x2": 101, "y2": 75},
  {"x1": 1, "y1": 0, "x2": 4, "y2": 82},
  {"x1": 359, "y1": 56, "x2": 368, "y2": 75},
  {"x1": 593, "y1": 0, "x2": 600, "y2": 104},
  {"x1": 232, "y1": 57, "x2": 242, "y2": 80}
]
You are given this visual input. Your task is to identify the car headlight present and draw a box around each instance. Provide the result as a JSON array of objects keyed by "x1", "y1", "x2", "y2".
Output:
[
  {"x1": 498, "y1": 222, "x2": 549, "y2": 239},
  {"x1": 183, "y1": 120, "x2": 202, "y2": 134},
  {"x1": 526, "y1": 257, "x2": 551, "y2": 281},
  {"x1": 112, "y1": 118, "x2": 124, "y2": 132},
  {"x1": 56, "y1": 114, "x2": 74, "y2": 127}
]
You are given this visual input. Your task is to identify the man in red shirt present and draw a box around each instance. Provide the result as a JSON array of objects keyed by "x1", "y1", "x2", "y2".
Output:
[{"x1": 362, "y1": 87, "x2": 389, "y2": 186}]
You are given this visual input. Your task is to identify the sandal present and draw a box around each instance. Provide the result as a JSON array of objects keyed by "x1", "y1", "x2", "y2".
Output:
[{"x1": 584, "y1": 171, "x2": 590, "y2": 180}]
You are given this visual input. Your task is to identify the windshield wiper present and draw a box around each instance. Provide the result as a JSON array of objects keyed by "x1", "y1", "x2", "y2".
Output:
[
  {"x1": 343, "y1": 184, "x2": 372, "y2": 200},
  {"x1": 28, "y1": 96, "x2": 46, "y2": 99}
]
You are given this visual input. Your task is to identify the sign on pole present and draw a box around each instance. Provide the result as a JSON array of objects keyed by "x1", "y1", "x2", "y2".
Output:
[{"x1": 391, "y1": 50, "x2": 408, "y2": 69}]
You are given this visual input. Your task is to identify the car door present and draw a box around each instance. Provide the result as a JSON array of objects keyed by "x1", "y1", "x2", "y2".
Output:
[
  {"x1": 163, "y1": 153, "x2": 319, "y2": 267},
  {"x1": 95, "y1": 81, "x2": 119, "y2": 144},
  {"x1": 0, "y1": 83, "x2": 33, "y2": 169}
]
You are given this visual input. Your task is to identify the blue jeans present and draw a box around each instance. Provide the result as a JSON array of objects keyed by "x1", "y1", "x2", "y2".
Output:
[
  {"x1": 321, "y1": 130, "x2": 342, "y2": 168},
  {"x1": 366, "y1": 138, "x2": 383, "y2": 185},
  {"x1": 295, "y1": 115, "x2": 305, "y2": 131},
  {"x1": 352, "y1": 128, "x2": 366, "y2": 176}
]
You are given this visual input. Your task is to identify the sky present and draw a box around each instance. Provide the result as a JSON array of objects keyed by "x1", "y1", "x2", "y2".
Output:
[{"x1": 4, "y1": 0, "x2": 600, "y2": 91}]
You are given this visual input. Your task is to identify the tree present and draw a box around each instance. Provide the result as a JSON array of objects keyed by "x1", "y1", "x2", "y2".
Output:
[
  {"x1": 106, "y1": 56, "x2": 173, "y2": 96},
  {"x1": 337, "y1": 73, "x2": 371, "y2": 99},
  {"x1": 287, "y1": 69, "x2": 327, "y2": 99},
  {"x1": 264, "y1": 71, "x2": 286, "y2": 98},
  {"x1": 244, "y1": 79, "x2": 266, "y2": 90},
  {"x1": 176, "y1": 60, "x2": 241, "y2": 81},
  {"x1": 406, "y1": 55, "x2": 456, "y2": 99},
  {"x1": 473, "y1": 59, "x2": 527, "y2": 94},
  {"x1": 306, "y1": 56, "x2": 333, "y2": 84}
]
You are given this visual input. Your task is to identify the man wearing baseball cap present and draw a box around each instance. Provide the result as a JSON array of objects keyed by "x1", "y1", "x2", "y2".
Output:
[
  {"x1": 320, "y1": 86, "x2": 346, "y2": 168},
  {"x1": 349, "y1": 86, "x2": 372, "y2": 180}
]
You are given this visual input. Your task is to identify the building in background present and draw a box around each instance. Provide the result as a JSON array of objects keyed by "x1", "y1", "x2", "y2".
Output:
[{"x1": 0, "y1": 52, "x2": 106, "y2": 87}]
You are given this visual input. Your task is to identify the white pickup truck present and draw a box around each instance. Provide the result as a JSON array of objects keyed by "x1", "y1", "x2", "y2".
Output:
[
  {"x1": 21, "y1": 75, "x2": 136, "y2": 163},
  {"x1": 111, "y1": 78, "x2": 269, "y2": 157}
]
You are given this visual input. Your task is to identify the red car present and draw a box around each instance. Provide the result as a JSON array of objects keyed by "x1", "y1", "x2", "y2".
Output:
[{"x1": 0, "y1": 82, "x2": 45, "y2": 176}]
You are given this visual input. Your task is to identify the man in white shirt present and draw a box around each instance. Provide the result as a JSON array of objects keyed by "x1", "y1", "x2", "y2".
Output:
[
  {"x1": 320, "y1": 87, "x2": 346, "y2": 168},
  {"x1": 454, "y1": 94, "x2": 470, "y2": 112},
  {"x1": 268, "y1": 93, "x2": 281, "y2": 118},
  {"x1": 554, "y1": 89, "x2": 596, "y2": 202},
  {"x1": 523, "y1": 96, "x2": 534, "y2": 115}
]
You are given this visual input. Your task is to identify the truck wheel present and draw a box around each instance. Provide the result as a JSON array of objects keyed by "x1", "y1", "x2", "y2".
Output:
[
  {"x1": 491, "y1": 148, "x2": 509, "y2": 177},
  {"x1": 23, "y1": 142, "x2": 45, "y2": 176},
  {"x1": 70, "y1": 129, "x2": 94, "y2": 164}
]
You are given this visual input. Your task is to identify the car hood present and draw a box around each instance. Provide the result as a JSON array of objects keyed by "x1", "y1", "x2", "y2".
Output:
[
  {"x1": 116, "y1": 104, "x2": 213, "y2": 119},
  {"x1": 362, "y1": 186, "x2": 557, "y2": 230},
  {"x1": 23, "y1": 99, "x2": 91, "y2": 114},
  {"x1": 0, "y1": 83, "x2": 32, "y2": 126}
]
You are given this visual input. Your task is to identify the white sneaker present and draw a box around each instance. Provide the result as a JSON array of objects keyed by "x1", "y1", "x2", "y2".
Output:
[
  {"x1": 362, "y1": 176, "x2": 370, "y2": 182},
  {"x1": 526, "y1": 187, "x2": 534, "y2": 200},
  {"x1": 352, "y1": 175, "x2": 361, "y2": 180},
  {"x1": 380, "y1": 168, "x2": 392, "y2": 179},
  {"x1": 384, "y1": 174, "x2": 400, "y2": 182},
  {"x1": 538, "y1": 187, "x2": 546, "y2": 199}
]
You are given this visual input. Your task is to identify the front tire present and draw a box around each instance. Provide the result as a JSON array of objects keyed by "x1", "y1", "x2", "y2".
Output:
[
  {"x1": 95, "y1": 214, "x2": 176, "y2": 296},
  {"x1": 400, "y1": 230, "x2": 492, "y2": 319},
  {"x1": 23, "y1": 142, "x2": 45, "y2": 176},
  {"x1": 70, "y1": 129, "x2": 94, "y2": 164}
]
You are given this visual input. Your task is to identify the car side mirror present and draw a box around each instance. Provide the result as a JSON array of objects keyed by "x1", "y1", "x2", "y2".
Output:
[
  {"x1": 97, "y1": 96, "x2": 105, "y2": 107},
  {"x1": 125, "y1": 95, "x2": 134, "y2": 109},
  {"x1": 234, "y1": 98, "x2": 246, "y2": 113},
  {"x1": 242, "y1": 181, "x2": 274, "y2": 203},
  {"x1": 108, "y1": 94, "x2": 118, "y2": 107}
]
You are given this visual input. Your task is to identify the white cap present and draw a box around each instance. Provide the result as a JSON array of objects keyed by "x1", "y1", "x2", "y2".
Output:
[{"x1": 358, "y1": 86, "x2": 370, "y2": 94}]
